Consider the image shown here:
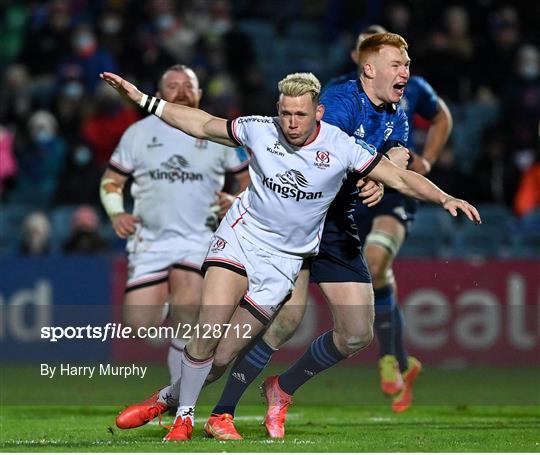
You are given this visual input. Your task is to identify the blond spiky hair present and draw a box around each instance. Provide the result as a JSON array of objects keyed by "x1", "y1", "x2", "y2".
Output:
[{"x1": 278, "y1": 72, "x2": 321, "y2": 103}]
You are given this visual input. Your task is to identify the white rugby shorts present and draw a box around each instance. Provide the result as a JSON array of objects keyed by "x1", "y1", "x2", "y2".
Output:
[
  {"x1": 203, "y1": 222, "x2": 303, "y2": 324},
  {"x1": 126, "y1": 247, "x2": 205, "y2": 292}
]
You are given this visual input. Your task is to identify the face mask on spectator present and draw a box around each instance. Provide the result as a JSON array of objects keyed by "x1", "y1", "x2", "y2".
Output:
[
  {"x1": 74, "y1": 32, "x2": 97, "y2": 56},
  {"x1": 34, "y1": 130, "x2": 54, "y2": 143},
  {"x1": 102, "y1": 16, "x2": 122, "y2": 34},
  {"x1": 63, "y1": 81, "x2": 84, "y2": 100},
  {"x1": 518, "y1": 63, "x2": 539, "y2": 80},
  {"x1": 28, "y1": 111, "x2": 58, "y2": 144},
  {"x1": 157, "y1": 14, "x2": 174, "y2": 30},
  {"x1": 74, "y1": 145, "x2": 92, "y2": 167},
  {"x1": 517, "y1": 45, "x2": 540, "y2": 80}
]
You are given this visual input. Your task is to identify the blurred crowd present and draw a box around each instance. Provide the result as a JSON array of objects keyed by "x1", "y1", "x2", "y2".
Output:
[{"x1": 0, "y1": 0, "x2": 539, "y2": 257}]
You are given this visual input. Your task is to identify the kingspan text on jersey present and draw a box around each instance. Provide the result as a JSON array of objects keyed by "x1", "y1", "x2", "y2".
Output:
[
  {"x1": 149, "y1": 169, "x2": 203, "y2": 183},
  {"x1": 262, "y1": 176, "x2": 323, "y2": 201}
]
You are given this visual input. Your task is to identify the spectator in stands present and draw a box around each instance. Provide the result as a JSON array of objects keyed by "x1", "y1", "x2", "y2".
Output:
[
  {"x1": 18, "y1": 0, "x2": 73, "y2": 106},
  {"x1": 514, "y1": 151, "x2": 540, "y2": 217},
  {"x1": 469, "y1": 127, "x2": 520, "y2": 207},
  {"x1": 53, "y1": 140, "x2": 102, "y2": 207},
  {"x1": 13, "y1": 110, "x2": 66, "y2": 206},
  {"x1": 19, "y1": 211, "x2": 51, "y2": 256},
  {"x1": 0, "y1": 125, "x2": 18, "y2": 200},
  {"x1": 82, "y1": 81, "x2": 139, "y2": 168},
  {"x1": 0, "y1": 64, "x2": 33, "y2": 131},
  {"x1": 506, "y1": 44, "x2": 540, "y2": 151},
  {"x1": 63, "y1": 205, "x2": 109, "y2": 254},
  {"x1": 53, "y1": 71, "x2": 88, "y2": 143},
  {"x1": 57, "y1": 23, "x2": 118, "y2": 94}
]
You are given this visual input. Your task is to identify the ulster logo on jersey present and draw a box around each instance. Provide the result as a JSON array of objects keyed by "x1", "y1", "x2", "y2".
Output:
[
  {"x1": 149, "y1": 155, "x2": 203, "y2": 183},
  {"x1": 210, "y1": 237, "x2": 227, "y2": 253},
  {"x1": 314, "y1": 150, "x2": 330, "y2": 169},
  {"x1": 262, "y1": 169, "x2": 322, "y2": 201}
]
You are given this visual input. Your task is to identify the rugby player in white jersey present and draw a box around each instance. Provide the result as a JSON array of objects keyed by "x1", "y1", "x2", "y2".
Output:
[
  {"x1": 100, "y1": 70, "x2": 481, "y2": 441},
  {"x1": 99, "y1": 65, "x2": 249, "y2": 385}
]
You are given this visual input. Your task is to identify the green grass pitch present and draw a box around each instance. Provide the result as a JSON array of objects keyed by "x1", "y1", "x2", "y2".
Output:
[{"x1": 1, "y1": 364, "x2": 539, "y2": 452}]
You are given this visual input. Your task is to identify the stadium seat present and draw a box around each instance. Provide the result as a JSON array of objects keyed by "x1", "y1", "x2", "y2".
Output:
[
  {"x1": 509, "y1": 232, "x2": 540, "y2": 258},
  {"x1": 400, "y1": 205, "x2": 457, "y2": 257},
  {"x1": 412, "y1": 205, "x2": 457, "y2": 242},
  {"x1": 49, "y1": 205, "x2": 80, "y2": 253},
  {"x1": 0, "y1": 203, "x2": 33, "y2": 255},
  {"x1": 398, "y1": 229, "x2": 442, "y2": 258},
  {"x1": 518, "y1": 207, "x2": 540, "y2": 235},
  {"x1": 475, "y1": 203, "x2": 514, "y2": 231},
  {"x1": 450, "y1": 223, "x2": 508, "y2": 258},
  {"x1": 287, "y1": 21, "x2": 321, "y2": 41}
]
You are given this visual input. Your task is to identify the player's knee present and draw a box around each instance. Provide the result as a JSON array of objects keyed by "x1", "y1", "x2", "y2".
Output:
[
  {"x1": 336, "y1": 326, "x2": 373, "y2": 356},
  {"x1": 123, "y1": 312, "x2": 158, "y2": 334},
  {"x1": 169, "y1": 302, "x2": 199, "y2": 326},
  {"x1": 365, "y1": 258, "x2": 387, "y2": 284}
]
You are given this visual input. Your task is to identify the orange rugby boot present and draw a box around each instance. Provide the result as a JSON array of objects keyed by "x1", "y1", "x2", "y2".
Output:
[
  {"x1": 261, "y1": 375, "x2": 293, "y2": 439},
  {"x1": 115, "y1": 390, "x2": 169, "y2": 429},
  {"x1": 204, "y1": 413, "x2": 243, "y2": 440}
]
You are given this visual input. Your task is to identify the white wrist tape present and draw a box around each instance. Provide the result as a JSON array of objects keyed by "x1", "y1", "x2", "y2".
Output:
[
  {"x1": 100, "y1": 178, "x2": 124, "y2": 217},
  {"x1": 139, "y1": 95, "x2": 166, "y2": 118}
]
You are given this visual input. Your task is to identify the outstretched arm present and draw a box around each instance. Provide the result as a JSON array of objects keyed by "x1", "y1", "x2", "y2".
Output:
[
  {"x1": 368, "y1": 157, "x2": 481, "y2": 224},
  {"x1": 99, "y1": 72, "x2": 235, "y2": 147}
]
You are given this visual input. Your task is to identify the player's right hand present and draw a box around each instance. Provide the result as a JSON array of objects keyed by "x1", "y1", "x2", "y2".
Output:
[
  {"x1": 386, "y1": 146, "x2": 410, "y2": 170},
  {"x1": 442, "y1": 197, "x2": 482, "y2": 225},
  {"x1": 99, "y1": 72, "x2": 144, "y2": 105},
  {"x1": 111, "y1": 213, "x2": 140, "y2": 239}
]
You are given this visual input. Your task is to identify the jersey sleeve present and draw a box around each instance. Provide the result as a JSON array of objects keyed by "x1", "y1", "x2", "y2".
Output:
[
  {"x1": 108, "y1": 124, "x2": 136, "y2": 176},
  {"x1": 320, "y1": 84, "x2": 359, "y2": 136},
  {"x1": 222, "y1": 145, "x2": 250, "y2": 174},
  {"x1": 414, "y1": 76, "x2": 440, "y2": 120},
  {"x1": 387, "y1": 107, "x2": 410, "y2": 146},
  {"x1": 347, "y1": 136, "x2": 383, "y2": 178}
]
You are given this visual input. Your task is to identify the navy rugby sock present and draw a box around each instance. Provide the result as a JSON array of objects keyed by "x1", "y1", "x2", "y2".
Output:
[
  {"x1": 392, "y1": 305, "x2": 409, "y2": 372},
  {"x1": 278, "y1": 331, "x2": 345, "y2": 396},
  {"x1": 374, "y1": 285, "x2": 395, "y2": 358},
  {"x1": 211, "y1": 338, "x2": 276, "y2": 416}
]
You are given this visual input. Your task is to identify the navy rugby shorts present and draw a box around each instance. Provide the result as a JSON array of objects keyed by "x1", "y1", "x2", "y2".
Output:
[
  {"x1": 355, "y1": 192, "x2": 418, "y2": 241},
  {"x1": 310, "y1": 221, "x2": 371, "y2": 284}
]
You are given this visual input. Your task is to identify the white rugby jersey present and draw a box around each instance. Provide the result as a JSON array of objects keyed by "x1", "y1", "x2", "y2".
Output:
[
  {"x1": 109, "y1": 115, "x2": 249, "y2": 252},
  {"x1": 225, "y1": 116, "x2": 382, "y2": 258}
]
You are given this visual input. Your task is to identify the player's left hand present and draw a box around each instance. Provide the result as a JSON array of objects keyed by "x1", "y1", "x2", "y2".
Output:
[
  {"x1": 357, "y1": 178, "x2": 384, "y2": 207},
  {"x1": 211, "y1": 191, "x2": 236, "y2": 218},
  {"x1": 442, "y1": 197, "x2": 482, "y2": 224},
  {"x1": 408, "y1": 151, "x2": 432, "y2": 175}
]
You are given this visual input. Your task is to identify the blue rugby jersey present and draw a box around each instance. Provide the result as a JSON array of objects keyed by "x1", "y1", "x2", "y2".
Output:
[
  {"x1": 325, "y1": 73, "x2": 440, "y2": 151},
  {"x1": 320, "y1": 79, "x2": 409, "y2": 243}
]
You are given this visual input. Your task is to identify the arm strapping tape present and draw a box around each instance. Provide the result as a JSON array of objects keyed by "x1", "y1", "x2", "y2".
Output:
[{"x1": 100, "y1": 178, "x2": 124, "y2": 217}]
